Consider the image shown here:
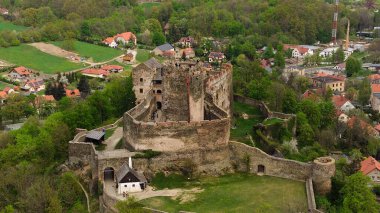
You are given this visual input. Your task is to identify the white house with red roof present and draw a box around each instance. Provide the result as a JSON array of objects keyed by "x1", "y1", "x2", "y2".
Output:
[
  {"x1": 284, "y1": 45, "x2": 315, "y2": 59},
  {"x1": 8, "y1": 67, "x2": 33, "y2": 81},
  {"x1": 360, "y1": 156, "x2": 380, "y2": 182},
  {"x1": 332, "y1": 95, "x2": 355, "y2": 113},
  {"x1": 208, "y1": 52, "x2": 225, "y2": 63},
  {"x1": 103, "y1": 32, "x2": 137, "y2": 48},
  {"x1": 81, "y1": 68, "x2": 110, "y2": 79},
  {"x1": 101, "y1": 65, "x2": 124, "y2": 73},
  {"x1": 21, "y1": 79, "x2": 45, "y2": 93}
]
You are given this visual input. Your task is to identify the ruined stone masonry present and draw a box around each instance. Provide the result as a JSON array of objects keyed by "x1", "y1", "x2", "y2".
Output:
[{"x1": 68, "y1": 58, "x2": 335, "y2": 212}]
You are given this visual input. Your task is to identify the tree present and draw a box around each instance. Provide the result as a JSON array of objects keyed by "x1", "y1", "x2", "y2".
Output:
[
  {"x1": 358, "y1": 79, "x2": 371, "y2": 106},
  {"x1": 61, "y1": 39, "x2": 75, "y2": 51},
  {"x1": 1, "y1": 94, "x2": 35, "y2": 123},
  {"x1": 274, "y1": 51, "x2": 285, "y2": 69},
  {"x1": 335, "y1": 48, "x2": 345, "y2": 63},
  {"x1": 58, "y1": 173, "x2": 85, "y2": 209},
  {"x1": 282, "y1": 89, "x2": 298, "y2": 113},
  {"x1": 152, "y1": 31, "x2": 166, "y2": 46},
  {"x1": 346, "y1": 57, "x2": 362, "y2": 77},
  {"x1": 77, "y1": 76, "x2": 90, "y2": 97},
  {"x1": 263, "y1": 44, "x2": 275, "y2": 59},
  {"x1": 299, "y1": 99, "x2": 321, "y2": 129},
  {"x1": 341, "y1": 173, "x2": 380, "y2": 213},
  {"x1": 296, "y1": 112, "x2": 315, "y2": 147}
]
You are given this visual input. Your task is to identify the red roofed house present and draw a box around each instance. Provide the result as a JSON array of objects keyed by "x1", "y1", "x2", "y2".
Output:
[
  {"x1": 8, "y1": 67, "x2": 33, "y2": 81},
  {"x1": 21, "y1": 79, "x2": 45, "y2": 93},
  {"x1": 101, "y1": 65, "x2": 124, "y2": 73},
  {"x1": 0, "y1": 91, "x2": 7, "y2": 104},
  {"x1": 65, "y1": 89, "x2": 81, "y2": 98},
  {"x1": 178, "y1": 36, "x2": 195, "y2": 48},
  {"x1": 81, "y1": 68, "x2": 110, "y2": 79},
  {"x1": 208, "y1": 52, "x2": 225, "y2": 63},
  {"x1": 347, "y1": 116, "x2": 379, "y2": 137},
  {"x1": 34, "y1": 95, "x2": 56, "y2": 113},
  {"x1": 375, "y1": 124, "x2": 380, "y2": 134},
  {"x1": 284, "y1": 45, "x2": 314, "y2": 59},
  {"x1": 371, "y1": 84, "x2": 380, "y2": 111},
  {"x1": 360, "y1": 156, "x2": 380, "y2": 182},
  {"x1": 3, "y1": 87, "x2": 14, "y2": 95},
  {"x1": 331, "y1": 95, "x2": 355, "y2": 113},
  {"x1": 180, "y1": 48, "x2": 195, "y2": 59},
  {"x1": 333, "y1": 63, "x2": 346, "y2": 71},
  {"x1": 369, "y1": 74, "x2": 380, "y2": 84},
  {"x1": 103, "y1": 32, "x2": 137, "y2": 48}
]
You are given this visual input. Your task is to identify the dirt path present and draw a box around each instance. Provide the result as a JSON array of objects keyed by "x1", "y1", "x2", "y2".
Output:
[
  {"x1": 105, "y1": 127, "x2": 123, "y2": 151},
  {"x1": 29, "y1": 42, "x2": 80, "y2": 61}
]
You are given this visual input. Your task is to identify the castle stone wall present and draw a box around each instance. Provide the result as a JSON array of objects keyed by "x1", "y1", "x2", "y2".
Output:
[{"x1": 229, "y1": 142, "x2": 313, "y2": 181}]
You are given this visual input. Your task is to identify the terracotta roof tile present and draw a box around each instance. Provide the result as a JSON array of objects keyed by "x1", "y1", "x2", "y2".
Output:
[{"x1": 360, "y1": 156, "x2": 380, "y2": 175}]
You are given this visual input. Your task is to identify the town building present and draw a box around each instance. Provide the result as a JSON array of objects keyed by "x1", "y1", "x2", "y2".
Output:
[
  {"x1": 284, "y1": 45, "x2": 315, "y2": 59},
  {"x1": 8, "y1": 67, "x2": 33, "y2": 81},
  {"x1": 153, "y1": 43, "x2": 175, "y2": 57},
  {"x1": 360, "y1": 156, "x2": 380, "y2": 183},
  {"x1": 177, "y1": 36, "x2": 195, "y2": 48},
  {"x1": 103, "y1": 32, "x2": 137, "y2": 48},
  {"x1": 371, "y1": 84, "x2": 380, "y2": 111},
  {"x1": 208, "y1": 52, "x2": 225, "y2": 63},
  {"x1": 331, "y1": 95, "x2": 355, "y2": 113},
  {"x1": 363, "y1": 63, "x2": 380, "y2": 72},
  {"x1": 347, "y1": 117, "x2": 379, "y2": 137},
  {"x1": 180, "y1": 48, "x2": 195, "y2": 59},
  {"x1": 81, "y1": 68, "x2": 110, "y2": 79},
  {"x1": 312, "y1": 75, "x2": 345, "y2": 93},
  {"x1": 369, "y1": 74, "x2": 380, "y2": 84},
  {"x1": 65, "y1": 89, "x2": 81, "y2": 98},
  {"x1": 101, "y1": 65, "x2": 124, "y2": 73}
]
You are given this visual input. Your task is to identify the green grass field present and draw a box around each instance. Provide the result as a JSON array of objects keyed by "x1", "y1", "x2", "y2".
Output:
[
  {"x1": 136, "y1": 49, "x2": 152, "y2": 63},
  {"x1": 231, "y1": 102, "x2": 264, "y2": 144},
  {"x1": 0, "y1": 21, "x2": 27, "y2": 32},
  {"x1": 51, "y1": 41, "x2": 123, "y2": 62},
  {"x1": 0, "y1": 81, "x2": 13, "y2": 90},
  {"x1": 142, "y1": 174, "x2": 308, "y2": 213},
  {"x1": 0, "y1": 45, "x2": 84, "y2": 73}
]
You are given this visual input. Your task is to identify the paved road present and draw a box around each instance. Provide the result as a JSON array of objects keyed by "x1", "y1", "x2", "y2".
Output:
[{"x1": 104, "y1": 127, "x2": 123, "y2": 151}]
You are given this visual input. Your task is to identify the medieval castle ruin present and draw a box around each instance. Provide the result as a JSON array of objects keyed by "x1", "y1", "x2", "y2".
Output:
[{"x1": 68, "y1": 58, "x2": 335, "y2": 212}]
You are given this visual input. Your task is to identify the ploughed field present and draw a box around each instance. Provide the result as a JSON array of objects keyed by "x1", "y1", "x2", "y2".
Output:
[
  {"x1": 0, "y1": 44, "x2": 84, "y2": 73},
  {"x1": 141, "y1": 174, "x2": 308, "y2": 213},
  {"x1": 51, "y1": 41, "x2": 123, "y2": 62}
]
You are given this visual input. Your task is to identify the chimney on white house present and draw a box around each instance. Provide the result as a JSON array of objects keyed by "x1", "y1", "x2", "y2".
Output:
[{"x1": 129, "y1": 157, "x2": 132, "y2": 168}]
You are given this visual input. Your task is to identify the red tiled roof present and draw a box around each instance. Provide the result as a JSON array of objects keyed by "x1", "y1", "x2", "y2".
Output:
[
  {"x1": 82, "y1": 68, "x2": 110, "y2": 76},
  {"x1": 13, "y1": 86, "x2": 19, "y2": 91},
  {"x1": 115, "y1": 32, "x2": 136, "y2": 41},
  {"x1": 375, "y1": 124, "x2": 380, "y2": 132},
  {"x1": 347, "y1": 117, "x2": 377, "y2": 137},
  {"x1": 3, "y1": 87, "x2": 11, "y2": 93},
  {"x1": 65, "y1": 89, "x2": 80, "y2": 97},
  {"x1": 360, "y1": 156, "x2": 380, "y2": 175},
  {"x1": 332, "y1": 95, "x2": 349, "y2": 109},
  {"x1": 0, "y1": 91, "x2": 7, "y2": 99},
  {"x1": 284, "y1": 45, "x2": 310, "y2": 55},
  {"x1": 369, "y1": 74, "x2": 380, "y2": 81},
  {"x1": 372, "y1": 84, "x2": 380, "y2": 93},
  {"x1": 101, "y1": 65, "x2": 123, "y2": 71},
  {"x1": 12, "y1": 66, "x2": 31, "y2": 75},
  {"x1": 103, "y1": 37, "x2": 114, "y2": 44}
]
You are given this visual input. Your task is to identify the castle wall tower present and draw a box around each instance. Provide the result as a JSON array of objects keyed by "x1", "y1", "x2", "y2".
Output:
[
  {"x1": 312, "y1": 157, "x2": 336, "y2": 195},
  {"x1": 187, "y1": 71, "x2": 205, "y2": 121}
]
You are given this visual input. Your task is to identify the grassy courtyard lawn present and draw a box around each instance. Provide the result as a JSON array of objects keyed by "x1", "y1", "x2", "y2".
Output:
[
  {"x1": 0, "y1": 21, "x2": 27, "y2": 31},
  {"x1": 231, "y1": 102, "x2": 264, "y2": 144},
  {"x1": 136, "y1": 49, "x2": 152, "y2": 63},
  {"x1": 105, "y1": 128, "x2": 116, "y2": 140},
  {"x1": 263, "y1": 118, "x2": 284, "y2": 126},
  {"x1": 142, "y1": 174, "x2": 308, "y2": 213},
  {"x1": 51, "y1": 41, "x2": 123, "y2": 62},
  {"x1": 0, "y1": 45, "x2": 84, "y2": 73}
]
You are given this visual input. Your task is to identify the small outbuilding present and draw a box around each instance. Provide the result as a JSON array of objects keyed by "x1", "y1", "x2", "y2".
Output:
[
  {"x1": 116, "y1": 160, "x2": 147, "y2": 194},
  {"x1": 85, "y1": 130, "x2": 105, "y2": 144}
]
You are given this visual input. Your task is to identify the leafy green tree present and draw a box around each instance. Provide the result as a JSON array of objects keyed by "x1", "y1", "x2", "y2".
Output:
[
  {"x1": 358, "y1": 79, "x2": 371, "y2": 106},
  {"x1": 318, "y1": 101, "x2": 335, "y2": 128},
  {"x1": 152, "y1": 31, "x2": 166, "y2": 46},
  {"x1": 341, "y1": 173, "x2": 380, "y2": 213},
  {"x1": 346, "y1": 57, "x2": 362, "y2": 77},
  {"x1": 335, "y1": 48, "x2": 345, "y2": 63},
  {"x1": 77, "y1": 76, "x2": 90, "y2": 97},
  {"x1": 58, "y1": 173, "x2": 85, "y2": 210},
  {"x1": 282, "y1": 89, "x2": 298, "y2": 114},
  {"x1": 247, "y1": 77, "x2": 271, "y2": 100},
  {"x1": 263, "y1": 45, "x2": 275, "y2": 59},
  {"x1": 299, "y1": 99, "x2": 321, "y2": 128},
  {"x1": 87, "y1": 91, "x2": 113, "y2": 123},
  {"x1": 296, "y1": 112, "x2": 315, "y2": 147},
  {"x1": 274, "y1": 51, "x2": 285, "y2": 69},
  {"x1": 62, "y1": 39, "x2": 76, "y2": 51}
]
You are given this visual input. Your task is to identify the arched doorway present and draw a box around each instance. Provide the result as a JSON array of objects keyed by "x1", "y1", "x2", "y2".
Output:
[
  {"x1": 258, "y1": 165, "x2": 265, "y2": 174},
  {"x1": 104, "y1": 167, "x2": 115, "y2": 181},
  {"x1": 157, "y1": 102, "x2": 162, "y2": 110}
]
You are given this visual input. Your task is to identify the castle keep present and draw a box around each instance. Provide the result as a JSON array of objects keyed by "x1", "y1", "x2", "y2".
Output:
[{"x1": 68, "y1": 58, "x2": 335, "y2": 212}]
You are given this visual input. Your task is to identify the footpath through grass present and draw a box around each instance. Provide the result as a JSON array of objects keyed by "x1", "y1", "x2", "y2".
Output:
[
  {"x1": 0, "y1": 45, "x2": 84, "y2": 73},
  {"x1": 0, "y1": 21, "x2": 27, "y2": 32},
  {"x1": 51, "y1": 41, "x2": 123, "y2": 62},
  {"x1": 142, "y1": 173, "x2": 308, "y2": 213}
]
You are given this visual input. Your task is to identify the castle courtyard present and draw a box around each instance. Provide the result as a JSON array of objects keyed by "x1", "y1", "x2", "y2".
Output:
[{"x1": 140, "y1": 174, "x2": 308, "y2": 213}]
